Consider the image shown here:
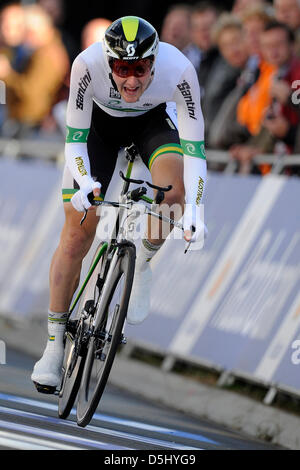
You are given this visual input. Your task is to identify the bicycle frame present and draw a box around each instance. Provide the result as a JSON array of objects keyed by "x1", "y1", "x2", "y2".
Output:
[{"x1": 68, "y1": 145, "x2": 181, "y2": 317}]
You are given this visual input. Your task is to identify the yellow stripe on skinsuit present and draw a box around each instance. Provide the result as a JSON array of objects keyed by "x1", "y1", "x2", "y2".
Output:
[
  {"x1": 62, "y1": 194, "x2": 104, "y2": 203},
  {"x1": 148, "y1": 145, "x2": 183, "y2": 170}
]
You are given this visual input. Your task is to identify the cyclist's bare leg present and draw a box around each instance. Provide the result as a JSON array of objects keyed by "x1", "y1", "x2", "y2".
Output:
[
  {"x1": 31, "y1": 203, "x2": 100, "y2": 389},
  {"x1": 49, "y1": 203, "x2": 100, "y2": 313},
  {"x1": 127, "y1": 153, "x2": 184, "y2": 325},
  {"x1": 148, "y1": 152, "x2": 185, "y2": 245}
]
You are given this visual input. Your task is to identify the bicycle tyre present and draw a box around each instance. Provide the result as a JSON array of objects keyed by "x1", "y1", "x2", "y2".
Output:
[
  {"x1": 58, "y1": 242, "x2": 107, "y2": 419},
  {"x1": 76, "y1": 242, "x2": 136, "y2": 427}
]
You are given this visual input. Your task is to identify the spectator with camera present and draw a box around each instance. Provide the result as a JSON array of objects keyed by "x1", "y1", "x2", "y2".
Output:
[
  {"x1": 0, "y1": 4, "x2": 69, "y2": 138},
  {"x1": 0, "y1": 2, "x2": 31, "y2": 73}
]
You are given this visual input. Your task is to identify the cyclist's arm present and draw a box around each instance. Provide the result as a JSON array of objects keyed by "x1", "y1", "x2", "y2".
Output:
[
  {"x1": 64, "y1": 54, "x2": 94, "y2": 188},
  {"x1": 172, "y1": 64, "x2": 207, "y2": 209}
]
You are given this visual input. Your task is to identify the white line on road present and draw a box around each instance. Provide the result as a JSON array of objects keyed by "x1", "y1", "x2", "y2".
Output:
[
  {"x1": 0, "y1": 392, "x2": 213, "y2": 445},
  {"x1": 0, "y1": 429, "x2": 79, "y2": 450},
  {"x1": 0, "y1": 402, "x2": 201, "y2": 450},
  {"x1": 0, "y1": 416, "x2": 130, "y2": 450}
]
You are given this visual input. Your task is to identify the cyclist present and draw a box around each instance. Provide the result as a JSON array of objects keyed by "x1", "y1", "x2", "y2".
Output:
[{"x1": 31, "y1": 16, "x2": 207, "y2": 391}]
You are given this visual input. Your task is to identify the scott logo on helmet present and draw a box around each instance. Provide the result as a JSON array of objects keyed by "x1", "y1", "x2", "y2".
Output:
[{"x1": 126, "y1": 44, "x2": 136, "y2": 57}]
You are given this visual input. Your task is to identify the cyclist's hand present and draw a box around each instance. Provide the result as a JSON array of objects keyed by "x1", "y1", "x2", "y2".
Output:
[
  {"x1": 71, "y1": 176, "x2": 101, "y2": 213},
  {"x1": 183, "y1": 204, "x2": 207, "y2": 244}
]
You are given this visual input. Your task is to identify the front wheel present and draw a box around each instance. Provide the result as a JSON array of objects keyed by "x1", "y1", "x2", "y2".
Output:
[
  {"x1": 58, "y1": 242, "x2": 107, "y2": 419},
  {"x1": 76, "y1": 242, "x2": 136, "y2": 427}
]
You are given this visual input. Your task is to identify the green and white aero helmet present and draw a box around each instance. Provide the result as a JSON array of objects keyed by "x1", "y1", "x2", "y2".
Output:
[{"x1": 103, "y1": 16, "x2": 159, "y2": 65}]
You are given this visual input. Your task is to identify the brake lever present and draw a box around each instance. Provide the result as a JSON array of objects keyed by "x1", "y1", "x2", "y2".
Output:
[
  {"x1": 184, "y1": 225, "x2": 196, "y2": 254},
  {"x1": 80, "y1": 210, "x2": 88, "y2": 226}
]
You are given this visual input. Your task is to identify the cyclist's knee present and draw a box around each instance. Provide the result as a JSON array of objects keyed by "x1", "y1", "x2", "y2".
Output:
[
  {"x1": 60, "y1": 204, "x2": 98, "y2": 259},
  {"x1": 161, "y1": 185, "x2": 185, "y2": 209},
  {"x1": 60, "y1": 227, "x2": 95, "y2": 259}
]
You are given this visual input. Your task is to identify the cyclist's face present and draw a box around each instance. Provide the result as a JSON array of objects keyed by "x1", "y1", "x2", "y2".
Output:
[{"x1": 111, "y1": 59, "x2": 152, "y2": 102}]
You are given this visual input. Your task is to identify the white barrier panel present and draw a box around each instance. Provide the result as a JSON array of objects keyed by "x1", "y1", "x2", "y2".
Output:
[
  {"x1": 0, "y1": 158, "x2": 64, "y2": 317},
  {"x1": 126, "y1": 173, "x2": 300, "y2": 393}
]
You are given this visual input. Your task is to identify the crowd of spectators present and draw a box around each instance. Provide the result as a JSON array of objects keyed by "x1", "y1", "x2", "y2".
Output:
[
  {"x1": 161, "y1": 0, "x2": 300, "y2": 175},
  {"x1": 0, "y1": 0, "x2": 299, "y2": 176}
]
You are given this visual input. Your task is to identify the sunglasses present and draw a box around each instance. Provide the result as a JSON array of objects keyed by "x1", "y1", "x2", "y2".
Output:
[{"x1": 110, "y1": 58, "x2": 153, "y2": 78}]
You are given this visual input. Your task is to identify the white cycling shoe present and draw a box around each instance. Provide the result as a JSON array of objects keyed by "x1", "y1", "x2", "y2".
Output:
[
  {"x1": 127, "y1": 263, "x2": 152, "y2": 325},
  {"x1": 31, "y1": 348, "x2": 64, "y2": 393}
]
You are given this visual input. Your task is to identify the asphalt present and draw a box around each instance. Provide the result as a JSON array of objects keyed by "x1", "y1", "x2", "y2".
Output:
[{"x1": 0, "y1": 315, "x2": 299, "y2": 450}]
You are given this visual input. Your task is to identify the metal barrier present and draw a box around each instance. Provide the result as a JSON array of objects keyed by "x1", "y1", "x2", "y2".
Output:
[
  {"x1": 0, "y1": 137, "x2": 64, "y2": 164},
  {"x1": 206, "y1": 149, "x2": 300, "y2": 174},
  {"x1": 0, "y1": 136, "x2": 299, "y2": 175}
]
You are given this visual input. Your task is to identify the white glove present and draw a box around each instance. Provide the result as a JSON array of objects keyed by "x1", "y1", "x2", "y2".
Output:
[
  {"x1": 71, "y1": 175, "x2": 101, "y2": 212},
  {"x1": 183, "y1": 204, "x2": 208, "y2": 247}
]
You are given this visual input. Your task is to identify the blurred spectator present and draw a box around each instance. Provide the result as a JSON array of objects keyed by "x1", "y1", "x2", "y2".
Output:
[
  {"x1": 0, "y1": 4, "x2": 69, "y2": 138},
  {"x1": 81, "y1": 18, "x2": 112, "y2": 50},
  {"x1": 202, "y1": 13, "x2": 249, "y2": 140},
  {"x1": 160, "y1": 4, "x2": 201, "y2": 69},
  {"x1": 274, "y1": 0, "x2": 300, "y2": 29},
  {"x1": 0, "y1": 2, "x2": 31, "y2": 72},
  {"x1": 232, "y1": 0, "x2": 269, "y2": 18},
  {"x1": 37, "y1": 0, "x2": 80, "y2": 63},
  {"x1": 208, "y1": 5, "x2": 274, "y2": 149},
  {"x1": 273, "y1": 0, "x2": 300, "y2": 55},
  {"x1": 190, "y1": 1, "x2": 220, "y2": 91},
  {"x1": 243, "y1": 4, "x2": 274, "y2": 64},
  {"x1": 230, "y1": 21, "x2": 300, "y2": 174},
  {"x1": 0, "y1": 2, "x2": 32, "y2": 129}
]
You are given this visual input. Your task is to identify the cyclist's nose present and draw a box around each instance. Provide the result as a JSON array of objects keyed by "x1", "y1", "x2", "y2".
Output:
[{"x1": 125, "y1": 74, "x2": 140, "y2": 85}]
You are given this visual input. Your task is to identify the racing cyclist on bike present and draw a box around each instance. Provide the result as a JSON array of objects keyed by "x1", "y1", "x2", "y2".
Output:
[{"x1": 31, "y1": 16, "x2": 207, "y2": 392}]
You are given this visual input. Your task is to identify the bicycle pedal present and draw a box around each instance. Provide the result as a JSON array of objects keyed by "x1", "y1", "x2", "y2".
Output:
[
  {"x1": 95, "y1": 351, "x2": 106, "y2": 361},
  {"x1": 33, "y1": 381, "x2": 58, "y2": 395},
  {"x1": 120, "y1": 335, "x2": 127, "y2": 345}
]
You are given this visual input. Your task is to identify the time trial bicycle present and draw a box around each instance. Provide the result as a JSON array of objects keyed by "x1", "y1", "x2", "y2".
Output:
[{"x1": 56, "y1": 143, "x2": 188, "y2": 428}]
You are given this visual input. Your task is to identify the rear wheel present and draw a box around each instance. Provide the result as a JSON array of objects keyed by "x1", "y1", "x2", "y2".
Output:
[
  {"x1": 58, "y1": 242, "x2": 107, "y2": 419},
  {"x1": 76, "y1": 242, "x2": 135, "y2": 428}
]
